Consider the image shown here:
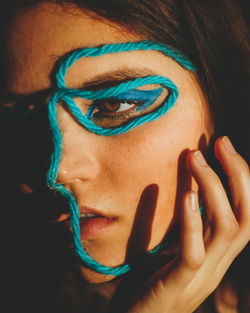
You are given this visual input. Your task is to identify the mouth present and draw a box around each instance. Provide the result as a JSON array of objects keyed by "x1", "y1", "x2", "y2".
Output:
[{"x1": 78, "y1": 206, "x2": 116, "y2": 240}]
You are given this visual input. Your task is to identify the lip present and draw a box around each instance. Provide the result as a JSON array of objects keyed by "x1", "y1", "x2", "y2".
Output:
[{"x1": 78, "y1": 206, "x2": 117, "y2": 240}]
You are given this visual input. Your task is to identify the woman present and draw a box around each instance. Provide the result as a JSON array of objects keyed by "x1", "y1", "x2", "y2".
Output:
[{"x1": 1, "y1": 0, "x2": 249, "y2": 312}]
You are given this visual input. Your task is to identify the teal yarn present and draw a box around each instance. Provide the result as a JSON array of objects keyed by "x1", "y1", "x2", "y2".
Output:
[
  {"x1": 47, "y1": 41, "x2": 195, "y2": 275},
  {"x1": 56, "y1": 41, "x2": 195, "y2": 89},
  {"x1": 50, "y1": 76, "x2": 178, "y2": 136}
]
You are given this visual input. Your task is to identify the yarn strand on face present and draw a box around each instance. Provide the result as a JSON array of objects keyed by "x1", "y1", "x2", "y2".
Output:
[{"x1": 46, "y1": 41, "x2": 196, "y2": 276}]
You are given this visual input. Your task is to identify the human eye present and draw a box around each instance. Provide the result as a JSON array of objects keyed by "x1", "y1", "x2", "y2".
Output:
[
  {"x1": 84, "y1": 85, "x2": 168, "y2": 128},
  {"x1": 92, "y1": 98, "x2": 145, "y2": 117}
]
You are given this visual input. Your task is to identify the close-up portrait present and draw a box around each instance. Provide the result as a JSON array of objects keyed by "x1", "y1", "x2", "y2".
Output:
[{"x1": 1, "y1": 1, "x2": 249, "y2": 312}]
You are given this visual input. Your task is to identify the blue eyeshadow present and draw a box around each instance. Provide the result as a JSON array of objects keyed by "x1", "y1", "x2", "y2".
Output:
[
  {"x1": 86, "y1": 87, "x2": 163, "y2": 119},
  {"x1": 115, "y1": 87, "x2": 164, "y2": 112}
]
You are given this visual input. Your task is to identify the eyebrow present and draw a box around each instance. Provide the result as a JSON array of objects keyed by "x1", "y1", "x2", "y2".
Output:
[{"x1": 81, "y1": 67, "x2": 157, "y2": 90}]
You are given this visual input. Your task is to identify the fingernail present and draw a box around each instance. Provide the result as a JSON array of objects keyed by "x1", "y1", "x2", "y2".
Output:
[
  {"x1": 193, "y1": 150, "x2": 207, "y2": 166},
  {"x1": 221, "y1": 136, "x2": 237, "y2": 154},
  {"x1": 188, "y1": 192, "x2": 197, "y2": 211}
]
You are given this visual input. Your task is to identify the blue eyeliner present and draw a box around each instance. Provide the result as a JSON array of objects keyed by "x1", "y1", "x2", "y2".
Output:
[
  {"x1": 86, "y1": 87, "x2": 163, "y2": 120},
  {"x1": 115, "y1": 87, "x2": 164, "y2": 112}
]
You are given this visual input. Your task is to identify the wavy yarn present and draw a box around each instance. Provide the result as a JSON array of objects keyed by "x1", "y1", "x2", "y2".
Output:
[{"x1": 47, "y1": 41, "x2": 195, "y2": 275}]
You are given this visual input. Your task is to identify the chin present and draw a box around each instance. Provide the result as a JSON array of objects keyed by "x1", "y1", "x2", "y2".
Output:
[{"x1": 79, "y1": 265, "x2": 118, "y2": 284}]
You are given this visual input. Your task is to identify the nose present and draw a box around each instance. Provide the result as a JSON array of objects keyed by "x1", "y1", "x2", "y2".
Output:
[
  {"x1": 56, "y1": 120, "x2": 100, "y2": 185},
  {"x1": 57, "y1": 150, "x2": 99, "y2": 184}
]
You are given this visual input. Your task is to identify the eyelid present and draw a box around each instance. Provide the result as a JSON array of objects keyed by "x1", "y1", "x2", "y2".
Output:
[
  {"x1": 86, "y1": 86, "x2": 164, "y2": 119},
  {"x1": 56, "y1": 74, "x2": 178, "y2": 136},
  {"x1": 115, "y1": 87, "x2": 163, "y2": 101},
  {"x1": 114, "y1": 87, "x2": 163, "y2": 112}
]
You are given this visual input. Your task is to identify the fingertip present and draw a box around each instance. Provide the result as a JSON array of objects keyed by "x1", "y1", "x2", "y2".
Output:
[
  {"x1": 214, "y1": 136, "x2": 224, "y2": 159},
  {"x1": 186, "y1": 150, "x2": 197, "y2": 172},
  {"x1": 214, "y1": 136, "x2": 237, "y2": 160}
]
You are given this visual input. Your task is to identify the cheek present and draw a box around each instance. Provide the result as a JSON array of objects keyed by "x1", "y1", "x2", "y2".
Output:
[
  {"x1": 106, "y1": 102, "x2": 202, "y2": 187},
  {"x1": 103, "y1": 100, "x2": 207, "y2": 243}
]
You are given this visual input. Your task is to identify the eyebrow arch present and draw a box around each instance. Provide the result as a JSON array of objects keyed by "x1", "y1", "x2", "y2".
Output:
[{"x1": 81, "y1": 67, "x2": 157, "y2": 90}]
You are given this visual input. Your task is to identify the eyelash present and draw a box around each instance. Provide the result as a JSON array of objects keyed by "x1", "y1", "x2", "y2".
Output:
[
  {"x1": 91, "y1": 98, "x2": 145, "y2": 120},
  {"x1": 81, "y1": 87, "x2": 167, "y2": 129},
  {"x1": 70, "y1": 86, "x2": 167, "y2": 128}
]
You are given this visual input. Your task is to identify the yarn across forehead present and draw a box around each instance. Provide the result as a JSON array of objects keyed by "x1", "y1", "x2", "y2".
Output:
[{"x1": 46, "y1": 41, "x2": 195, "y2": 276}]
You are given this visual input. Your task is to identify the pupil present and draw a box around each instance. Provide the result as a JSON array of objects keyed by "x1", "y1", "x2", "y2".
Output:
[{"x1": 103, "y1": 100, "x2": 120, "y2": 112}]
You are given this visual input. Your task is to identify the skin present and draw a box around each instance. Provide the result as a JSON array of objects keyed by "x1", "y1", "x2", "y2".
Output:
[{"x1": 5, "y1": 2, "x2": 250, "y2": 312}]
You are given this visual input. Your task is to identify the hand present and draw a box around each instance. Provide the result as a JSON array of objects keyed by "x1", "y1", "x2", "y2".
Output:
[{"x1": 121, "y1": 136, "x2": 250, "y2": 313}]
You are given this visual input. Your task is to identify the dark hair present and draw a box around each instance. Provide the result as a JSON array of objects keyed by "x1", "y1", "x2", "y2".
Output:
[
  {"x1": 1, "y1": 1, "x2": 249, "y2": 312},
  {"x1": 1, "y1": 0, "x2": 249, "y2": 159}
]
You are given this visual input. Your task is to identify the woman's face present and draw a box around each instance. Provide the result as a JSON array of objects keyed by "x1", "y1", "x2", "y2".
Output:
[{"x1": 6, "y1": 3, "x2": 214, "y2": 283}]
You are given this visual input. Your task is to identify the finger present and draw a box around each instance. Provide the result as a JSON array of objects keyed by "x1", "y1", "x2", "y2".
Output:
[
  {"x1": 164, "y1": 191, "x2": 206, "y2": 287},
  {"x1": 179, "y1": 191, "x2": 205, "y2": 272},
  {"x1": 214, "y1": 136, "x2": 250, "y2": 227},
  {"x1": 152, "y1": 191, "x2": 205, "y2": 291},
  {"x1": 187, "y1": 150, "x2": 239, "y2": 245},
  {"x1": 144, "y1": 195, "x2": 205, "y2": 293}
]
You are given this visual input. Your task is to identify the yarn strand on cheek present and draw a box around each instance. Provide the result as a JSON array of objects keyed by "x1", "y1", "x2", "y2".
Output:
[{"x1": 46, "y1": 41, "x2": 196, "y2": 276}]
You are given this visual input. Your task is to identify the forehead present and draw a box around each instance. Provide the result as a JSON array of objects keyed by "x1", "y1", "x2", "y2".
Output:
[{"x1": 6, "y1": 2, "x2": 142, "y2": 94}]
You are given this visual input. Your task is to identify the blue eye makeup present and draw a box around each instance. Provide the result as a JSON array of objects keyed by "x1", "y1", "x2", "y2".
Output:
[
  {"x1": 50, "y1": 74, "x2": 178, "y2": 136},
  {"x1": 46, "y1": 41, "x2": 196, "y2": 276},
  {"x1": 85, "y1": 87, "x2": 165, "y2": 128}
]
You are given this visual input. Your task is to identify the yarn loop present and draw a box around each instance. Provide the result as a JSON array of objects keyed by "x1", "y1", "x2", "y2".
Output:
[{"x1": 47, "y1": 41, "x2": 195, "y2": 275}]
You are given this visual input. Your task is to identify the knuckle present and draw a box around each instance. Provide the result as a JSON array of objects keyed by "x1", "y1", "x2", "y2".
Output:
[
  {"x1": 219, "y1": 219, "x2": 239, "y2": 241},
  {"x1": 237, "y1": 155, "x2": 250, "y2": 173},
  {"x1": 229, "y1": 157, "x2": 250, "y2": 181},
  {"x1": 183, "y1": 251, "x2": 205, "y2": 270},
  {"x1": 189, "y1": 221, "x2": 203, "y2": 233},
  {"x1": 243, "y1": 213, "x2": 250, "y2": 230},
  {"x1": 240, "y1": 219, "x2": 250, "y2": 239},
  {"x1": 203, "y1": 172, "x2": 223, "y2": 193},
  {"x1": 231, "y1": 164, "x2": 250, "y2": 182}
]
